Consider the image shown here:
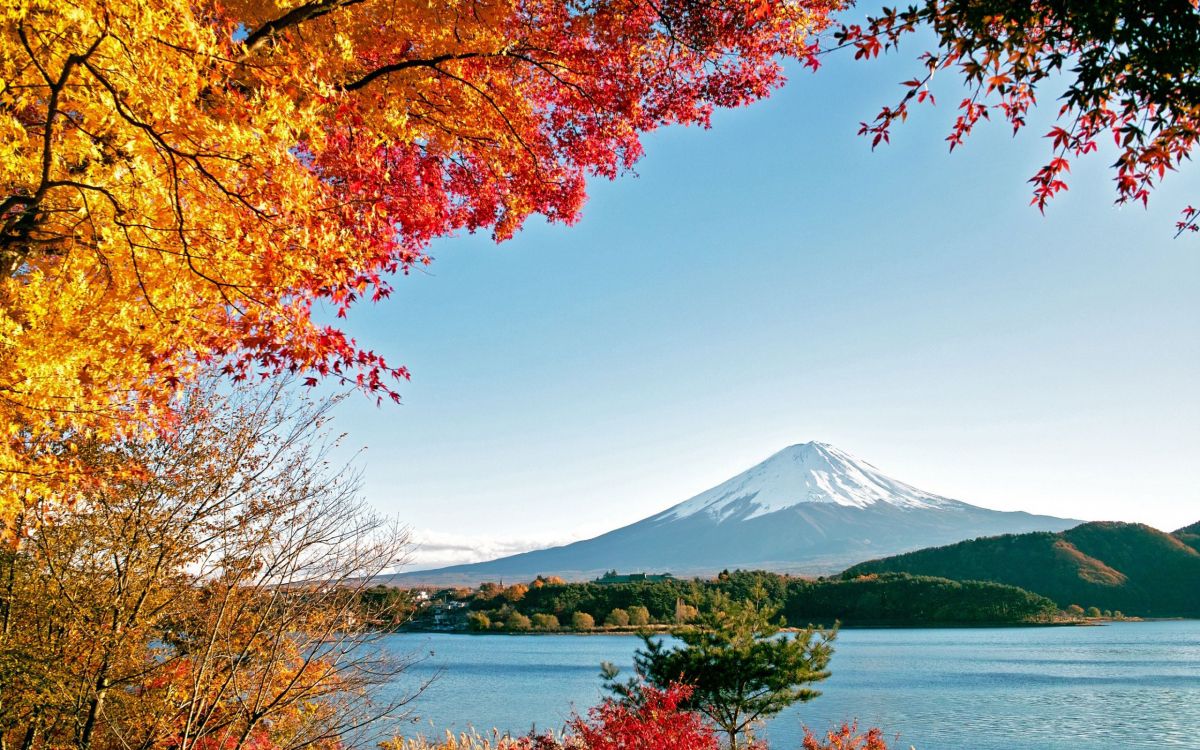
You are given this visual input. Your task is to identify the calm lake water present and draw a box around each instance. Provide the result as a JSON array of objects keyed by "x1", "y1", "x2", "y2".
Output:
[{"x1": 375, "y1": 621, "x2": 1200, "y2": 749}]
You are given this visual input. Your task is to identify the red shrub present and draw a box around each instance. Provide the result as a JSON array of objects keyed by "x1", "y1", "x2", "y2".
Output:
[
  {"x1": 801, "y1": 722, "x2": 889, "y2": 750},
  {"x1": 569, "y1": 684, "x2": 718, "y2": 750}
]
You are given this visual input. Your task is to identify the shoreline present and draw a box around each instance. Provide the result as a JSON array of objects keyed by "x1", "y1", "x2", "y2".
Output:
[{"x1": 395, "y1": 616, "x2": 1166, "y2": 636}]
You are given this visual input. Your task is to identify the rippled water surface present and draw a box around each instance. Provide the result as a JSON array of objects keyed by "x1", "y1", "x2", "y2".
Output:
[{"x1": 376, "y1": 621, "x2": 1200, "y2": 749}]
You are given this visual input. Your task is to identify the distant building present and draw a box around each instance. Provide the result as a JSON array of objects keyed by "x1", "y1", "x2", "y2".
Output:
[{"x1": 593, "y1": 571, "x2": 676, "y2": 585}]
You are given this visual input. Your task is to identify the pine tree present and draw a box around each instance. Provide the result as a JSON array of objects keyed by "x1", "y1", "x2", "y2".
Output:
[{"x1": 605, "y1": 588, "x2": 836, "y2": 749}]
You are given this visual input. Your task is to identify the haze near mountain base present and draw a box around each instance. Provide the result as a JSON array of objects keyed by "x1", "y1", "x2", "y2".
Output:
[{"x1": 391, "y1": 442, "x2": 1080, "y2": 587}]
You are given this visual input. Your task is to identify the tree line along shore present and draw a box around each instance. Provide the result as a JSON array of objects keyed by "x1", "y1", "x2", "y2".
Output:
[{"x1": 369, "y1": 569, "x2": 1132, "y2": 634}]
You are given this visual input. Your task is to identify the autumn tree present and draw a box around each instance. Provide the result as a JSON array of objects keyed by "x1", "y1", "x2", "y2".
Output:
[
  {"x1": 505, "y1": 611, "x2": 533, "y2": 631},
  {"x1": 830, "y1": 0, "x2": 1200, "y2": 229},
  {"x1": 0, "y1": 381, "x2": 422, "y2": 750},
  {"x1": 675, "y1": 598, "x2": 700, "y2": 624},
  {"x1": 0, "y1": 0, "x2": 840, "y2": 522},
  {"x1": 627, "y1": 605, "x2": 652, "y2": 627},
  {"x1": 502, "y1": 584, "x2": 529, "y2": 603},
  {"x1": 478, "y1": 583, "x2": 504, "y2": 600},
  {"x1": 604, "y1": 591, "x2": 836, "y2": 750}
]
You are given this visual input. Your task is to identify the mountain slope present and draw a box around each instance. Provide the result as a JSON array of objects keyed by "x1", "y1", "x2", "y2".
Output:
[
  {"x1": 1175, "y1": 521, "x2": 1200, "y2": 551},
  {"x1": 844, "y1": 521, "x2": 1200, "y2": 616},
  {"x1": 390, "y1": 442, "x2": 1079, "y2": 586}
]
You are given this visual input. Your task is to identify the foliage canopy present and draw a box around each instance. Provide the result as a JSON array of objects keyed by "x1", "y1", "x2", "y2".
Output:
[
  {"x1": 0, "y1": 0, "x2": 837, "y2": 521},
  {"x1": 835, "y1": 0, "x2": 1200, "y2": 226}
]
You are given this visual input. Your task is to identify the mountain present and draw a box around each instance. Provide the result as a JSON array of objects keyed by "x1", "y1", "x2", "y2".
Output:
[
  {"x1": 389, "y1": 442, "x2": 1080, "y2": 586},
  {"x1": 844, "y1": 521, "x2": 1200, "y2": 617}
]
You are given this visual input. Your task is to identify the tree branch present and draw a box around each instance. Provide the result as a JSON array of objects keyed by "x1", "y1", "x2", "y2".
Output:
[
  {"x1": 241, "y1": 0, "x2": 367, "y2": 55},
  {"x1": 339, "y1": 52, "x2": 490, "y2": 92}
]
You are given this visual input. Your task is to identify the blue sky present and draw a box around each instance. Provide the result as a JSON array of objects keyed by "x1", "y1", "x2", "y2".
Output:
[{"x1": 322, "y1": 48, "x2": 1199, "y2": 569}]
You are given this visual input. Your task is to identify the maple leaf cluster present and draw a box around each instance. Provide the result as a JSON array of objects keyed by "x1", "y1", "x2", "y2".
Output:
[
  {"x1": 827, "y1": 0, "x2": 1200, "y2": 223},
  {"x1": 0, "y1": 0, "x2": 840, "y2": 521},
  {"x1": 566, "y1": 683, "x2": 719, "y2": 750}
]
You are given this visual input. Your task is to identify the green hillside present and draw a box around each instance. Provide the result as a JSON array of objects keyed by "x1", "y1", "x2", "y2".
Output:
[
  {"x1": 783, "y1": 573, "x2": 1058, "y2": 626},
  {"x1": 843, "y1": 521, "x2": 1200, "y2": 617},
  {"x1": 1175, "y1": 521, "x2": 1200, "y2": 551}
]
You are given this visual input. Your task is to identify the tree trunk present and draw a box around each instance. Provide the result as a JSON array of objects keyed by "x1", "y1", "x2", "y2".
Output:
[
  {"x1": 18, "y1": 710, "x2": 40, "y2": 750},
  {"x1": 78, "y1": 673, "x2": 109, "y2": 750}
]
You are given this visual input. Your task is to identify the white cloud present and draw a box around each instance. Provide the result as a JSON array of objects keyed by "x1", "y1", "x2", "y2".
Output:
[{"x1": 398, "y1": 528, "x2": 582, "y2": 571}]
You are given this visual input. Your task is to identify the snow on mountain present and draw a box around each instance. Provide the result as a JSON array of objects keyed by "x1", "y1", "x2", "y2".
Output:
[{"x1": 659, "y1": 442, "x2": 956, "y2": 521}]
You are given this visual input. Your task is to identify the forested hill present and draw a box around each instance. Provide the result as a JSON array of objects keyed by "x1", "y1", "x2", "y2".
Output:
[
  {"x1": 1175, "y1": 521, "x2": 1200, "y2": 551},
  {"x1": 408, "y1": 569, "x2": 1061, "y2": 631},
  {"x1": 843, "y1": 521, "x2": 1200, "y2": 617}
]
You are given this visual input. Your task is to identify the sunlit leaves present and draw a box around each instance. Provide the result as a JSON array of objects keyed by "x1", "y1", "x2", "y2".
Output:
[{"x1": 0, "y1": 0, "x2": 840, "y2": 522}]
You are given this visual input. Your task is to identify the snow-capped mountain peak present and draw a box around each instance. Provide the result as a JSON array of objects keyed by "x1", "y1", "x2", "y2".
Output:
[
  {"x1": 388, "y1": 441, "x2": 1081, "y2": 585},
  {"x1": 660, "y1": 442, "x2": 958, "y2": 522}
]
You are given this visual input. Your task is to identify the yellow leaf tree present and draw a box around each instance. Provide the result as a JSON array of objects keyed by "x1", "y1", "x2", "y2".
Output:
[{"x1": 0, "y1": 382, "x2": 419, "y2": 750}]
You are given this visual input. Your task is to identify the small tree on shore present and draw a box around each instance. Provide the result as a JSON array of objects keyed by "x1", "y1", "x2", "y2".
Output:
[
  {"x1": 604, "y1": 590, "x2": 836, "y2": 749},
  {"x1": 506, "y1": 612, "x2": 533, "y2": 631}
]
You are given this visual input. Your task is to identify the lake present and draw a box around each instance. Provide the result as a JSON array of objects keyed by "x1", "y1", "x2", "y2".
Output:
[{"x1": 374, "y1": 621, "x2": 1200, "y2": 749}]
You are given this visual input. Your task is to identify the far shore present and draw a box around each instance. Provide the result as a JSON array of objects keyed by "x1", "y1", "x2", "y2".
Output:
[{"x1": 395, "y1": 616, "x2": 1161, "y2": 636}]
